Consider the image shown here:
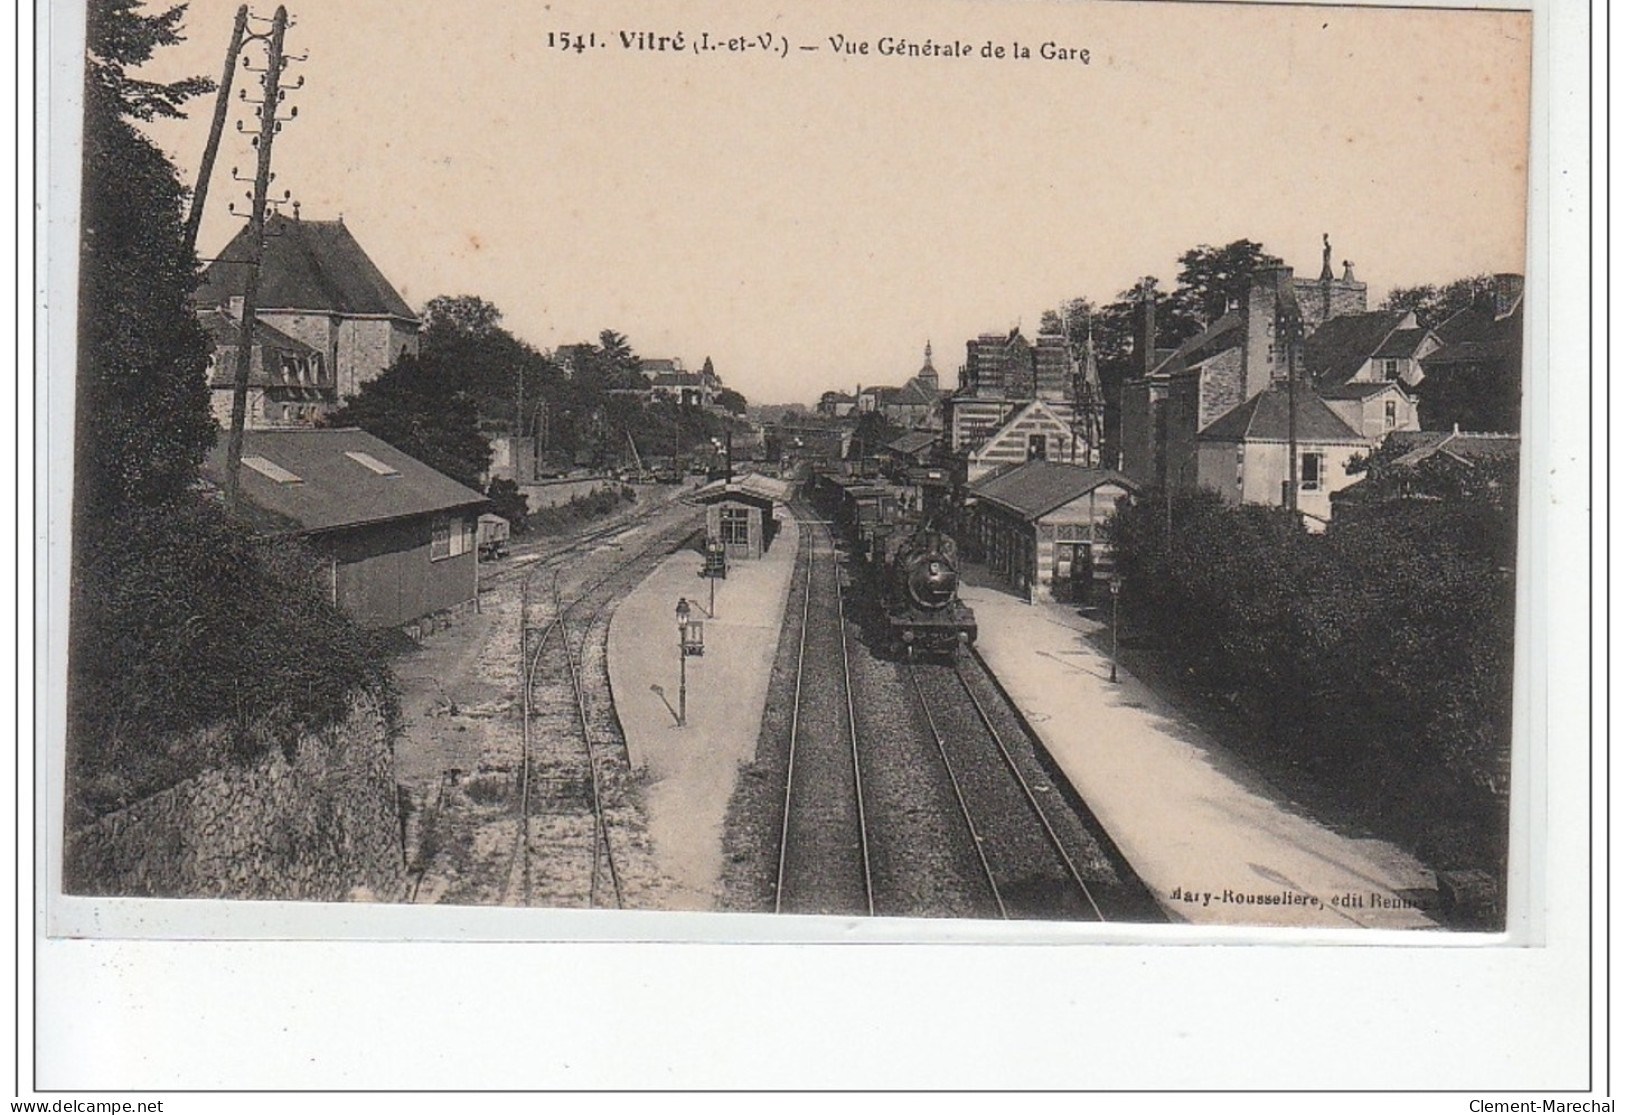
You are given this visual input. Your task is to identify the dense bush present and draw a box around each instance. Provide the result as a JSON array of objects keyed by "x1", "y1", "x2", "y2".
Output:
[
  {"x1": 526, "y1": 485, "x2": 637, "y2": 535},
  {"x1": 1105, "y1": 473, "x2": 1516, "y2": 875},
  {"x1": 66, "y1": 494, "x2": 400, "y2": 824}
]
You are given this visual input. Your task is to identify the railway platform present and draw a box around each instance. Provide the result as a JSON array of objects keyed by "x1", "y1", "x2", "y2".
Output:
[
  {"x1": 958, "y1": 577, "x2": 1441, "y2": 930},
  {"x1": 607, "y1": 515, "x2": 801, "y2": 909}
]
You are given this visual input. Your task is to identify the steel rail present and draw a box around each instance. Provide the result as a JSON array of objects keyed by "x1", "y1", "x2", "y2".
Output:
[
  {"x1": 551, "y1": 571, "x2": 625, "y2": 909},
  {"x1": 773, "y1": 514, "x2": 817, "y2": 914},
  {"x1": 511, "y1": 506, "x2": 700, "y2": 907},
  {"x1": 833, "y1": 522, "x2": 877, "y2": 917},
  {"x1": 905, "y1": 662, "x2": 1007, "y2": 919},
  {"x1": 953, "y1": 660, "x2": 1106, "y2": 922}
]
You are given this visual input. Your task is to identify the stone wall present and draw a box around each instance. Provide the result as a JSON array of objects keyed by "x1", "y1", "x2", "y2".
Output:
[{"x1": 64, "y1": 698, "x2": 406, "y2": 902}]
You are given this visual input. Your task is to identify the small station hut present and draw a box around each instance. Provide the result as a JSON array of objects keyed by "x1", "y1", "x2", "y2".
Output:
[{"x1": 686, "y1": 475, "x2": 792, "y2": 561}]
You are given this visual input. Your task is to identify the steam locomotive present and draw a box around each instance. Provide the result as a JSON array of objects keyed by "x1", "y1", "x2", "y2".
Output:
[{"x1": 808, "y1": 471, "x2": 977, "y2": 657}]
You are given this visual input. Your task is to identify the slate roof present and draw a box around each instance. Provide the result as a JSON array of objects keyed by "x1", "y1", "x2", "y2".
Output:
[
  {"x1": 1372, "y1": 327, "x2": 1427, "y2": 360},
  {"x1": 197, "y1": 308, "x2": 321, "y2": 388},
  {"x1": 1303, "y1": 310, "x2": 1406, "y2": 386},
  {"x1": 686, "y1": 474, "x2": 793, "y2": 507},
  {"x1": 1421, "y1": 301, "x2": 1523, "y2": 368},
  {"x1": 886, "y1": 430, "x2": 939, "y2": 456},
  {"x1": 652, "y1": 371, "x2": 703, "y2": 388},
  {"x1": 1317, "y1": 381, "x2": 1406, "y2": 401},
  {"x1": 200, "y1": 428, "x2": 487, "y2": 535},
  {"x1": 1198, "y1": 384, "x2": 1366, "y2": 444},
  {"x1": 968, "y1": 460, "x2": 1137, "y2": 522},
  {"x1": 1386, "y1": 429, "x2": 1520, "y2": 468},
  {"x1": 891, "y1": 378, "x2": 940, "y2": 407},
  {"x1": 196, "y1": 215, "x2": 418, "y2": 320},
  {"x1": 1149, "y1": 312, "x2": 1243, "y2": 378}
]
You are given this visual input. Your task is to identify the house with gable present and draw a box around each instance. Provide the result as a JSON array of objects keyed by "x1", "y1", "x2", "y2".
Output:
[
  {"x1": 957, "y1": 398, "x2": 1092, "y2": 484},
  {"x1": 197, "y1": 307, "x2": 331, "y2": 429},
  {"x1": 194, "y1": 213, "x2": 422, "y2": 422},
  {"x1": 1195, "y1": 382, "x2": 1371, "y2": 526}
]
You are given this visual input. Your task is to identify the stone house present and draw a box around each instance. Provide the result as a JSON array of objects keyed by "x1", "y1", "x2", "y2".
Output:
[
  {"x1": 1195, "y1": 383, "x2": 1371, "y2": 526},
  {"x1": 195, "y1": 214, "x2": 421, "y2": 412},
  {"x1": 198, "y1": 308, "x2": 332, "y2": 430}
]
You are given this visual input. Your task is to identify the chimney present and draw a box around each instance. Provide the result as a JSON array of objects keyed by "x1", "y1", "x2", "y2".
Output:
[
  {"x1": 1136, "y1": 279, "x2": 1157, "y2": 377},
  {"x1": 1493, "y1": 273, "x2": 1524, "y2": 318}
]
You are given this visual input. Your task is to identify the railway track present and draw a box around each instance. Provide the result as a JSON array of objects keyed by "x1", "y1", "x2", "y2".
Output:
[
  {"x1": 774, "y1": 505, "x2": 875, "y2": 916},
  {"x1": 509, "y1": 510, "x2": 705, "y2": 907},
  {"x1": 905, "y1": 657, "x2": 1106, "y2": 921}
]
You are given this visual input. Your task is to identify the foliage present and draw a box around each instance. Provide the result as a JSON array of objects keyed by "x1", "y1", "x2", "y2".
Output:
[
  {"x1": 67, "y1": 494, "x2": 401, "y2": 824},
  {"x1": 78, "y1": 0, "x2": 218, "y2": 518},
  {"x1": 85, "y1": 1, "x2": 213, "y2": 122},
  {"x1": 484, "y1": 477, "x2": 530, "y2": 534},
  {"x1": 715, "y1": 387, "x2": 748, "y2": 415},
  {"x1": 525, "y1": 485, "x2": 637, "y2": 536},
  {"x1": 1105, "y1": 479, "x2": 1516, "y2": 875},
  {"x1": 325, "y1": 353, "x2": 491, "y2": 489},
  {"x1": 70, "y1": 3, "x2": 398, "y2": 825},
  {"x1": 420, "y1": 294, "x2": 560, "y2": 436},
  {"x1": 1168, "y1": 239, "x2": 1282, "y2": 328},
  {"x1": 1379, "y1": 274, "x2": 1499, "y2": 330}
]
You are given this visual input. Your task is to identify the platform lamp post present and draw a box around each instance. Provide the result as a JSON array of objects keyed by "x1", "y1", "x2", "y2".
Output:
[
  {"x1": 1108, "y1": 575, "x2": 1122, "y2": 684},
  {"x1": 675, "y1": 597, "x2": 691, "y2": 727}
]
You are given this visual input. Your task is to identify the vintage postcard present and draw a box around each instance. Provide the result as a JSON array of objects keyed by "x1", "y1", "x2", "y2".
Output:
[
  {"x1": 36, "y1": 0, "x2": 1601, "y2": 1096},
  {"x1": 47, "y1": 0, "x2": 1543, "y2": 949}
]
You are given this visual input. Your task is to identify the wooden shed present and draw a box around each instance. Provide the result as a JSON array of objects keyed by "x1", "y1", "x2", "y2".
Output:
[
  {"x1": 965, "y1": 460, "x2": 1137, "y2": 605},
  {"x1": 686, "y1": 476, "x2": 791, "y2": 561},
  {"x1": 202, "y1": 428, "x2": 489, "y2": 628}
]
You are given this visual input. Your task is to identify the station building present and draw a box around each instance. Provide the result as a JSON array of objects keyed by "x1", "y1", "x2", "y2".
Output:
[
  {"x1": 964, "y1": 461, "x2": 1137, "y2": 605},
  {"x1": 687, "y1": 475, "x2": 794, "y2": 561}
]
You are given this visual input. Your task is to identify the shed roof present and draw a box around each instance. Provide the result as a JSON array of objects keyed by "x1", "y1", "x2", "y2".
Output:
[
  {"x1": 200, "y1": 428, "x2": 487, "y2": 535},
  {"x1": 686, "y1": 474, "x2": 793, "y2": 508},
  {"x1": 968, "y1": 460, "x2": 1137, "y2": 522},
  {"x1": 196, "y1": 215, "x2": 418, "y2": 321},
  {"x1": 1198, "y1": 384, "x2": 1366, "y2": 444}
]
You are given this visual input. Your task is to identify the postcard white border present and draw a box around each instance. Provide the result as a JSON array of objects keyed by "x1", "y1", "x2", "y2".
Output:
[{"x1": 24, "y1": 0, "x2": 1599, "y2": 1094}]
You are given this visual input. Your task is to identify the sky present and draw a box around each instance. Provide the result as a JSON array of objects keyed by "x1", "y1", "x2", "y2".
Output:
[{"x1": 128, "y1": 0, "x2": 1533, "y2": 406}]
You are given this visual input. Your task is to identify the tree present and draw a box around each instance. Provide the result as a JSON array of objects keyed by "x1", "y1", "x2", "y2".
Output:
[
  {"x1": 1380, "y1": 275, "x2": 1499, "y2": 329},
  {"x1": 69, "y1": 2, "x2": 396, "y2": 821},
  {"x1": 420, "y1": 294, "x2": 558, "y2": 435},
  {"x1": 326, "y1": 354, "x2": 491, "y2": 489},
  {"x1": 484, "y1": 478, "x2": 531, "y2": 534},
  {"x1": 1169, "y1": 239, "x2": 1282, "y2": 329},
  {"x1": 77, "y1": 0, "x2": 217, "y2": 517},
  {"x1": 715, "y1": 387, "x2": 747, "y2": 415}
]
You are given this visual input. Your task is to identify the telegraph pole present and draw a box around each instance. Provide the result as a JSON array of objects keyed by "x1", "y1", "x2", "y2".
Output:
[
  {"x1": 224, "y1": 6, "x2": 296, "y2": 511},
  {"x1": 184, "y1": 6, "x2": 249, "y2": 257}
]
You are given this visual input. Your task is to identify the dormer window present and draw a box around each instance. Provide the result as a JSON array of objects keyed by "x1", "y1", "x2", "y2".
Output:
[{"x1": 1383, "y1": 359, "x2": 1400, "y2": 380}]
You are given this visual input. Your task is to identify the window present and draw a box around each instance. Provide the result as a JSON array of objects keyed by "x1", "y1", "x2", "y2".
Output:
[
  {"x1": 241, "y1": 455, "x2": 302, "y2": 484},
  {"x1": 720, "y1": 507, "x2": 750, "y2": 546},
  {"x1": 1384, "y1": 400, "x2": 1397, "y2": 429},
  {"x1": 1383, "y1": 359, "x2": 1400, "y2": 380},
  {"x1": 1300, "y1": 451, "x2": 1325, "y2": 492},
  {"x1": 1027, "y1": 434, "x2": 1048, "y2": 461},
  {"x1": 345, "y1": 450, "x2": 401, "y2": 476},
  {"x1": 431, "y1": 516, "x2": 474, "y2": 561}
]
